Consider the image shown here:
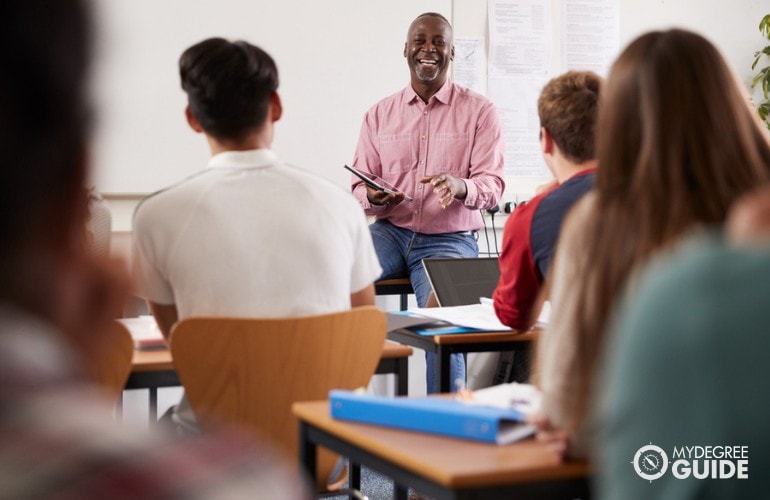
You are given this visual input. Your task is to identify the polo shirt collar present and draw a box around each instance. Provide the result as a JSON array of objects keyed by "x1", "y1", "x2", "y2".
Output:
[{"x1": 207, "y1": 148, "x2": 278, "y2": 169}]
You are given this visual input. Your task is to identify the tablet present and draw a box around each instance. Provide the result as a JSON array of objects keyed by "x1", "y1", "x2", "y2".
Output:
[{"x1": 344, "y1": 165, "x2": 413, "y2": 202}]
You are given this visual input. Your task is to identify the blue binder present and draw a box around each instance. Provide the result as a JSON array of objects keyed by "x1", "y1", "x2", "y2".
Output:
[{"x1": 329, "y1": 390, "x2": 536, "y2": 445}]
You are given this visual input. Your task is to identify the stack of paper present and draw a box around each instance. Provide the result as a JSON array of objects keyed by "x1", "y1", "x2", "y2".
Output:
[
  {"x1": 407, "y1": 302, "x2": 510, "y2": 331},
  {"x1": 118, "y1": 315, "x2": 166, "y2": 350},
  {"x1": 406, "y1": 299, "x2": 551, "y2": 332}
]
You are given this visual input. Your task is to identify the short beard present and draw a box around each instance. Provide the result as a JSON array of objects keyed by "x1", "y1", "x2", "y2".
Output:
[{"x1": 413, "y1": 62, "x2": 440, "y2": 83}]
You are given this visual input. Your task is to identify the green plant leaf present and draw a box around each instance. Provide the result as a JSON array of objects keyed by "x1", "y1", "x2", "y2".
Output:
[
  {"x1": 753, "y1": 15, "x2": 770, "y2": 130},
  {"x1": 761, "y1": 14, "x2": 770, "y2": 38},
  {"x1": 752, "y1": 67, "x2": 770, "y2": 93}
]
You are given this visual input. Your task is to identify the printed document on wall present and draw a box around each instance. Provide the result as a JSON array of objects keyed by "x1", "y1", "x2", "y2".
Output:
[
  {"x1": 488, "y1": 0, "x2": 551, "y2": 177},
  {"x1": 488, "y1": 0, "x2": 551, "y2": 77},
  {"x1": 453, "y1": 37, "x2": 485, "y2": 95},
  {"x1": 562, "y1": 0, "x2": 619, "y2": 76},
  {"x1": 489, "y1": 76, "x2": 549, "y2": 177}
]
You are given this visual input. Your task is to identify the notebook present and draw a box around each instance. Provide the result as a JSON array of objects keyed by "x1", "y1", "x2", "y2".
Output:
[{"x1": 422, "y1": 257, "x2": 500, "y2": 307}]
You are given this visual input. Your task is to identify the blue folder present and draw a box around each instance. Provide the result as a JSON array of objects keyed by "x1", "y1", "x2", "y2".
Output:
[{"x1": 329, "y1": 390, "x2": 535, "y2": 445}]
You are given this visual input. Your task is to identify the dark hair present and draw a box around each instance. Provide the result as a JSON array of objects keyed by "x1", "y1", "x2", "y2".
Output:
[
  {"x1": 410, "y1": 12, "x2": 453, "y2": 39},
  {"x1": 538, "y1": 71, "x2": 601, "y2": 163},
  {"x1": 0, "y1": 0, "x2": 92, "y2": 267},
  {"x1": 415, "y1": 12, "x2": 452, "y2": 27},
  {"x1": 179, "y1": 38, "x2": 279, "y2": 141}
]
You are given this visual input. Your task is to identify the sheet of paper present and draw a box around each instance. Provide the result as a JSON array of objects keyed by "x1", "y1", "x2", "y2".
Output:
[
  {"x1": 488, "y1": 0, "x2": 551, "y2": 77},
  {"x1": 488, "y1": 75, "x2": 549, "y2": 177},
  {"x1": 453, "y1": 37, "x2": 485, "y2": 94},
  {"x1": 464, "y1": 381, "x2": 542, "y2": 415},
  {"x1": 118, "y1": 315, "x2": 167, "y2": 349},
  {"x1": 408, "y1": 303, "x2": 510, "y2": 331},
  {"x1": 562, "y1": 0, "x2": 619, "y2": 76}
]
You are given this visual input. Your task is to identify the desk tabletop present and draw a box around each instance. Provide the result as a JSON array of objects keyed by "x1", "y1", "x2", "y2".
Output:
[
  {"x1": 432, "y1": 329, "x2": 539, "y2": 345},
  {"x1": 292, "y1": 400, "x2": 589, "y2": 490},
  {"x1": 131, "y1": 348, "x2": 173, "y2": 372},
  {"x1": 131, "y1": 340, "x2": 411, "y2": 373}
]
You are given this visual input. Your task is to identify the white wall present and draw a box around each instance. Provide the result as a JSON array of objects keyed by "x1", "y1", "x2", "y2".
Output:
[
  {"x1": 90, "y1": 0, "x2": 450, "y2": 196},
  {"x1": 451, "y1": 0, "x2": 770, "y2": 200},
  {"x1": 100, "y1": 0, "x2": 770, "y2": 230}
]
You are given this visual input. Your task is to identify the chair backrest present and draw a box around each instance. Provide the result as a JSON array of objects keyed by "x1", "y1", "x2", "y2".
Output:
[
  {"x1": 169, "y1": 306, "x2": 387, "y2": 482},
  {"x1": 86, "y1": 320, "x2": 134, "y2": 401}
]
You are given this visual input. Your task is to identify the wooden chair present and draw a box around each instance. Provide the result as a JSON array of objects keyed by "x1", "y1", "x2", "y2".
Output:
[
  {"x1": 169, "y1": 306, "x2": 387, "y2": 495},
  {"x1": 86, "y1": 320, "x2": 134, "y2": 402}
]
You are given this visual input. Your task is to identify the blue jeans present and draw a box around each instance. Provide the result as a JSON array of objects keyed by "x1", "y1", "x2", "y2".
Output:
[{"x1": 370, "y1": 219, "x2": 478, "y2": 393}]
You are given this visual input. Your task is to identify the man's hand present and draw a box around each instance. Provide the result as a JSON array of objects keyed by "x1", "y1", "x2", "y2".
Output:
[
  {"x1": 420, "y1": 173, "x2": 467, "y2": 208},
  {"x1": 366, "y1": 185, "x2": 406, "y2": 207}
]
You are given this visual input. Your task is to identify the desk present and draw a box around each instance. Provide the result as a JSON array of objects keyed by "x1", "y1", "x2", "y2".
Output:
[
  {"x1": 293, "y1": 400, "x2": 591, "y2": 500},
  {"x1": 387, "y1": 323, "x2": 539, "y2": 393},
  {"x1": 126, "y1": 341, "x2": 413, "y2": 421}
]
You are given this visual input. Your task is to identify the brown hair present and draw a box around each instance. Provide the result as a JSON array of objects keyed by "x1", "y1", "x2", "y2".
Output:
[
  {"x1": 0, "y1": 0, "x2": 92, "y2": 308},
  {"x1": 568, "y1": 29, "x2": 770, "y2": 429},
  {"x1": 538, "y1": 71, "x2": 602, "y2": 163}
]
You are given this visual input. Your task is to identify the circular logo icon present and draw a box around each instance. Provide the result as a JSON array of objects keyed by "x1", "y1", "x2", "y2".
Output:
[{"x1": 633, "y1": 444, "x2": 668, "y2": 481}]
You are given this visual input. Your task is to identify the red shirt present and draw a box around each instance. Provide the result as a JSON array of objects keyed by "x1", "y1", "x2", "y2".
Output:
[{"x1": 493, "y1": 169, "x2": 596, "y2": 330}]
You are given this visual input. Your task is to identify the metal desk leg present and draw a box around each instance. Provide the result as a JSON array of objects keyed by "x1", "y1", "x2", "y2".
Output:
[
  {"x1": 148, "y1": 387, "x2": 158, "y2": 422},
  {"x1": 438, "y1": 348, "x2": 451, "y2": 393},
  {"x1": 298, "y1": 421, "x2": 318, "y2": 485},
  {"x1": 396, "y1": 356, "x2": 409, "y2": 396},
  {"x1": 350, "y1": 461, "x2": 361, "y2": 491}
]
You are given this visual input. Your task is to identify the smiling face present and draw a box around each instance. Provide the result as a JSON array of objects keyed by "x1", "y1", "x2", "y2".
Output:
[{"x1": 404, "y1": 14, "x2": 454, "y2": 93}]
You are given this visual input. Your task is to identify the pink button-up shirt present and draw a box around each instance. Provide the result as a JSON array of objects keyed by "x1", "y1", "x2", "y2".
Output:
[{"x1": 351, "y1": 80, "x2": 505, "y2": 234}]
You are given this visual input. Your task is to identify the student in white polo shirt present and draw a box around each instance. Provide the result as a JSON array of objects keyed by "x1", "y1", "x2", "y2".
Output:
[{"x1": 131, "y1": 37, "x2": 382, "y2": 432}]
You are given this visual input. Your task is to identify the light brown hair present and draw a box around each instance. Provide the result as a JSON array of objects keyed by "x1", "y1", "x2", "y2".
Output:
[
  {"x1": 568, "y1": 29, "x2": 770, "y2": 429},
  {"x1": 538, "y1": 70, "x2": 602, "y2": 163}
]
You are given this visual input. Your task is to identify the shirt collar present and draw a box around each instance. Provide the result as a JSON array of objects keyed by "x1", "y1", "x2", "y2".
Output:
[
  {"x1": 207, "y1": 148, "x2": 278, "y2": 169},
  {"x1": 405, "y1": 79, "x2": 453, "y2": 105}
]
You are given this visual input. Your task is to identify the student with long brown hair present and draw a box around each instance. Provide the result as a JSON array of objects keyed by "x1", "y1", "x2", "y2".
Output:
[{"x1": 533, "y1": 28, "x2": 770, "y2": 459}]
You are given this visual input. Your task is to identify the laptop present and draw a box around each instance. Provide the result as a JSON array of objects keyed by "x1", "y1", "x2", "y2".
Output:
[{"x1": 422, "y1": 257, "x2": 500, "y2": 307}]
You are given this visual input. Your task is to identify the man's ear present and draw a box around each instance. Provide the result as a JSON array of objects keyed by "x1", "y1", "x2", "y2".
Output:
[
  {"x1": 540, "y1": 126, "x2": 554, "y2": 155},
  {"x1": 185, "y1": 106, "x2": 203, "y2": 133},
  {"x1": 450, "y1": 44, "x2": 455, "y2": 61},
  {"x1": 403, "y1": 43, "x2": 408, "y2": 58},
  {"x1": 270, "y1": 92, "x2": 283, "y2": 123}
]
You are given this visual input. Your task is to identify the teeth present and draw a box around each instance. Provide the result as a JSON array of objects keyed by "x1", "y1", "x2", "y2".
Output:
[{"x1": 419, "y1": 60, "x2": 437, "y2": 65}]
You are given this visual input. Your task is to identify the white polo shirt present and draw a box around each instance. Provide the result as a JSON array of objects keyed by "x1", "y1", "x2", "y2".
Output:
[{"x1": 132, "y1": 149, "x2": 382, "y2": 319}]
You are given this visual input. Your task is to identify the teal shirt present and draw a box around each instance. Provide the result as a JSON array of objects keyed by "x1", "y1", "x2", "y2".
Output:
[{"x1": 596, "y1": 233, "x2": 770, "y2": 499}]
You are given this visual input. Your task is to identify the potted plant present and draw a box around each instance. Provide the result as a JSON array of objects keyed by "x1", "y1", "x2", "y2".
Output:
[{"x1": 751, "y1": 14, "x2": 770, "y2": 130}]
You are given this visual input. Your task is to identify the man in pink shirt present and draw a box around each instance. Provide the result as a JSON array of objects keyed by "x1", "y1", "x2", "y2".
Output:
[{"x1": 351, "y1": 12, "x2": 505, "y2": 393}]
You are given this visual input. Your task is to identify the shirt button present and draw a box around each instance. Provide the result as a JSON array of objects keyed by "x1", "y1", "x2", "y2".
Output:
[
  {"x1": 419, "y1": 160, "x2": 425, "y2": 165},
  {"x1": 423, "y1": 111, "x2": 428, "y2": 115},
  {"x1": 421, "y1": 136, "x2": 426, "y2": 140}
]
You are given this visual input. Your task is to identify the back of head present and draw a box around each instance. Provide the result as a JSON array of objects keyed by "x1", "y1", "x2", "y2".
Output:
[
  {"x1": 0, "y1": 1, "x2": 92, "y2": 302},
  {"x1": 596, "y1": 28, "x2": 770, "y2": 229},
  {"x1": 538, "y1": 71, "x2": 602, "y2": 164},
  {"x1": 180, "y1": 38, "x2": 279, "y2": 142},
  {"x1": 566, "y1": 28, "x2": 770, "y2": 432}
]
